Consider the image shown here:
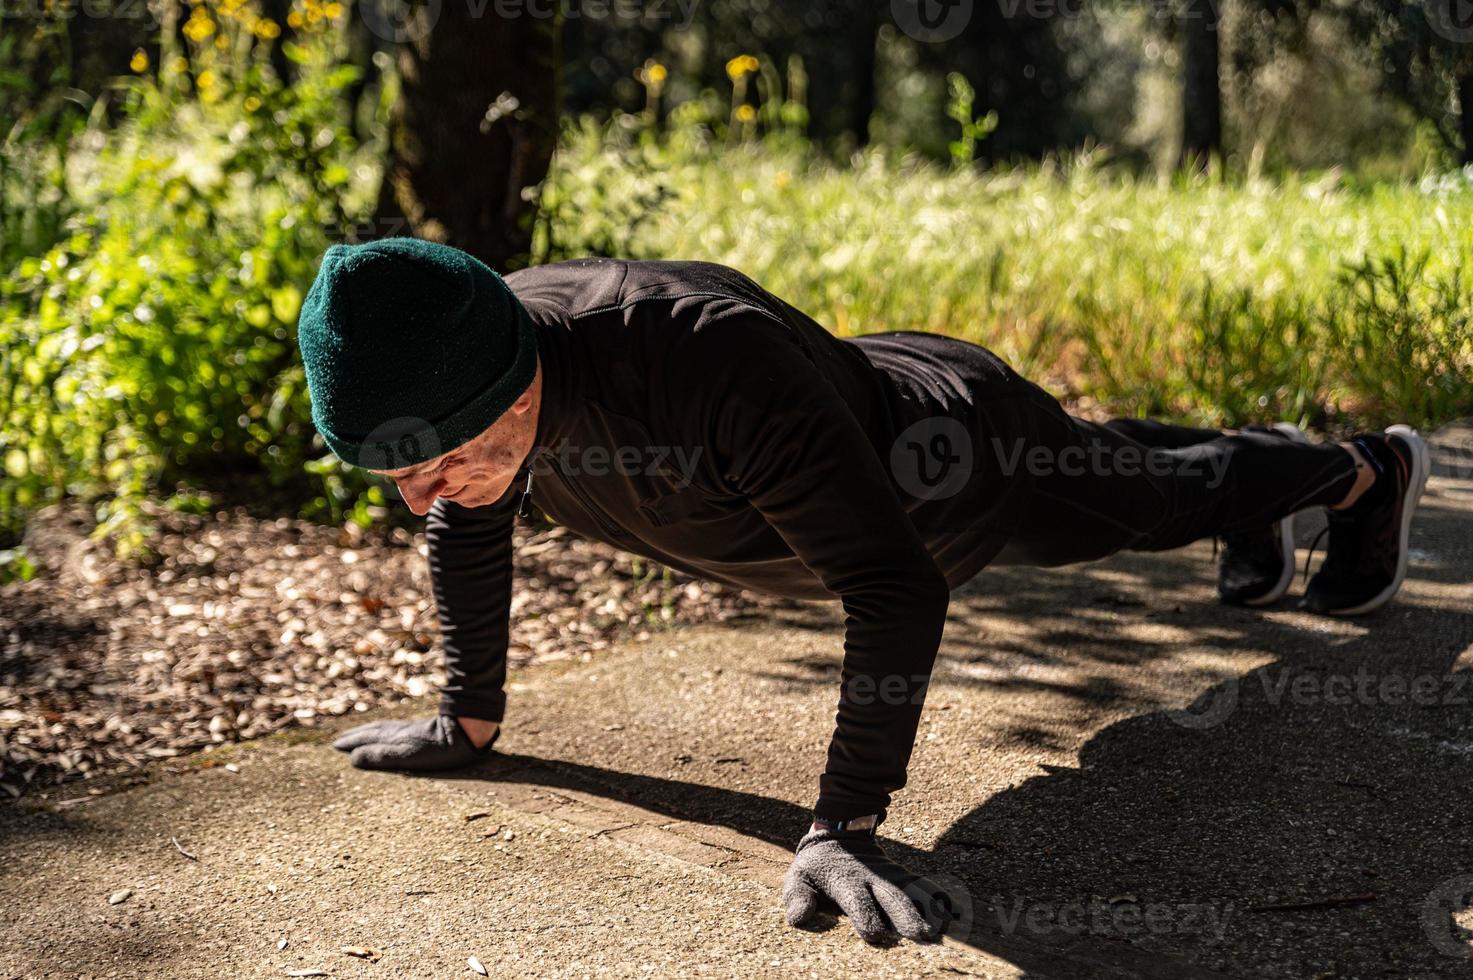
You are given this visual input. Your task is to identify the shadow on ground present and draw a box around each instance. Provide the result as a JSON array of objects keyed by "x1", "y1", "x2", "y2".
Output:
[{"x1": 445, "y1": 474, "x2": 1473, "y2": 979}]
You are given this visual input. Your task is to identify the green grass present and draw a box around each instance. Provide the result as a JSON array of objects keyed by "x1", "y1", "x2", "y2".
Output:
[
  {"x1": 543, "y1": 123, "x2": 1473, "y2": 431},
  {"x1": 5, "y1": 97, "x2": 1472, "y2": 551}
]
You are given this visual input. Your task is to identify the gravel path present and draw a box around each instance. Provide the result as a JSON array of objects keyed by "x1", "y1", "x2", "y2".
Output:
[{"x1": 1, "y1": 503, "x2": 791, "y2": 800}]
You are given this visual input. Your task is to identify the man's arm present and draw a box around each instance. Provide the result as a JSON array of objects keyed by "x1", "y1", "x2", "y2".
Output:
[
  {"x1": 332, "y1": 487, "x2": 517, "y2": 769},
  {"x1": 689, "y1": 314, "x2": 952, "y2": 822},
  {"x1": 426, "y1": 490, "x2": 520, "y2": 728}
]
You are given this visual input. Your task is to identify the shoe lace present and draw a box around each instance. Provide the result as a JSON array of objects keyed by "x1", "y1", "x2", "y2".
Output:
[
  {"x1": 1302, "y1": 509, "x2": 1361, "y2": 583},
  {"x1": 1302, "y1": 525, "x2": 1329, "y2": 584},
  {"x1": 1220, "y1": 525, "x2": 1278, "y2": 568}
]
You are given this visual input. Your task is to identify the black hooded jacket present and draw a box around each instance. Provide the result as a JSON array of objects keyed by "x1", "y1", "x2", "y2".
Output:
[{"x1": 426, "y1": 258, "x2": 1040, "y2": 820}]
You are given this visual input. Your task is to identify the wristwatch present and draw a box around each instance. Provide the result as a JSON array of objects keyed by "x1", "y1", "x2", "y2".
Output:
[{"x1": 811, "y1": 813, "x2": 879, "y2": 834}]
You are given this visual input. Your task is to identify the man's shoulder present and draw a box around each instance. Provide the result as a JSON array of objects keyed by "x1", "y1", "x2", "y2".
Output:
[{"x1": 504, "y1": 258, "x2": 788, "y2": 326}]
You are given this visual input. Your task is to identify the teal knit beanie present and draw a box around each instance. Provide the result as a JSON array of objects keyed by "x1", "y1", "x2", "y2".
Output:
[{"x1": 296, "y1": 238, "x2": 538, "y2": 470}]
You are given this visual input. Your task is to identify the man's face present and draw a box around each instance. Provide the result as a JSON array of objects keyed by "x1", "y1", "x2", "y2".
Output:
[{"x1": 373, "y1": 364, "x2": 541, "y2": 516}]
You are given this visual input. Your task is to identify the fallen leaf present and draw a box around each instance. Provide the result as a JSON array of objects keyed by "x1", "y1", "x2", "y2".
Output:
[
  {"x1": 468, "y1": 955, "x2": 488, "y2": 976},
  {"x1": 341, "y1": 946, "x2": 380, "y2": 962},
  {"x1": 463, "y1": 812, "x2": 490, "y2": 823},
  {"x1": 286, "y1": 971, "x2": 329, "y2": 978},
  {"x1": 108, "y1": 888, "x2": 132, "y2": 906}
]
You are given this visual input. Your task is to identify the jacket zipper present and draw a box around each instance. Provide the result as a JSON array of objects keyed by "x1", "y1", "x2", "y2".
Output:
[
  {"x1": 526, "y1": 447, "x2": 627, "y2": 538},
  {"x1": 561, "y1": 470, "x2": 629, "y2": 538},
  {"x1": 516, "y1": 464, "x2": 536, "y2": 520}
]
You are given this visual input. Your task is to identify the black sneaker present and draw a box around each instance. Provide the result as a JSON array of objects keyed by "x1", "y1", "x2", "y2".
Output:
[
  {"x1": 1218, "y1": 423, "x2": 1306, "y2": 607},
  {"x1": 1301, "y1": 425, "x2": 1431, "y2": 616}
]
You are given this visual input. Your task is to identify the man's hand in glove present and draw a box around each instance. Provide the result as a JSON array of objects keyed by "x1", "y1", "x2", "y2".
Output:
[
  {"x1": 783, "y1": 824, "x2": 955, "y2": 945},
  {"x1": 331, "y1": 715, "x2": 498, "y2": 772}
]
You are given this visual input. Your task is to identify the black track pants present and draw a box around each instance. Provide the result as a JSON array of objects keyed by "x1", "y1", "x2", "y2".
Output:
[{"x1": 990, "y1": 390, "x2": 1359, "y2": 568}]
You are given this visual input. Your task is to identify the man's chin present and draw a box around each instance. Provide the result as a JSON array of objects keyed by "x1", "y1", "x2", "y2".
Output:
[{"x1": 441, "y1": 487, "x2": 502, "y2": 509}]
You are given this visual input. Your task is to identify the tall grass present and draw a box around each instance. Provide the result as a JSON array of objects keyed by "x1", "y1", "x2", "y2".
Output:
[
  {"x1": 5, "y1": 60, "x2": 1472, "y2": 553},
  {"x1": 543, "y1": 120, "x2": 1473, "y2": 430}
]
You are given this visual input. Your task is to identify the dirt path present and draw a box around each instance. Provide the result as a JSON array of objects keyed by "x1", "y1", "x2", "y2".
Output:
[{"x1": 4, "y1": 420, "x2": 1472, "y2": 979}]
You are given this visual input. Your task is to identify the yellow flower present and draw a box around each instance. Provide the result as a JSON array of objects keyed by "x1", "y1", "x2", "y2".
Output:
[
  {"x1": 215, "y1": 34, "x2": 228, "y2": 49},
  {"x1": 182, "y1": 12, "x2": 216, "y2": 42},
  {"x1": 735, "y1": 104, "x2": 756, "y2": 123},
  {"x1": 129, "y1": 49, "x2": 149, "y2": 73},
  {"x1": 647, "y1": 62, "x2": 667, "y2": 85},
  {"x1": 324, "y1": 1, "x2": 344, "y2": 17},
  {"x1": 244, "y1": 95, "x2": 262, "y2": 112},
  {"x1": 197, "y1": 69, "x2": 217, "y2": 90},
  {"x1": 171, "y1": 56, "x2": 190, "y2": 74},
  {"x1": 254, "y1": 17, "x2": 281, "y2": 38},
  {"x1": 725, "y1": 54, "x2": 758, "y2": 81},
  {"x1": 286, "y1": 9, "x2": 303, "y2": 27}
]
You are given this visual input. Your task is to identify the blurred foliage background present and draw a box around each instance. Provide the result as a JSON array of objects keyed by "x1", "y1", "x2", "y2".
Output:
[{"x1": 2, "y1": 0, "x2": 1472, "y2": 565}]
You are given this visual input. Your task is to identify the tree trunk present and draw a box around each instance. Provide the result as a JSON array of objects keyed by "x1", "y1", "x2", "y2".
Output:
[
  {"x1": 373, "y1": 2, "x2": 560, "y2": 272},
  {"x1": 1459, "y1": 72, "x2": 1473, "y2": 166},
  {"x1": 849, "y1": 1, "x2": 878, "y2": 147},
  {"x1": 1178, "y1": 0, "x2": 1222, "y2": 172},
  {"x1": 260, "y1": 0, "x2": 296, "y2": 86}
]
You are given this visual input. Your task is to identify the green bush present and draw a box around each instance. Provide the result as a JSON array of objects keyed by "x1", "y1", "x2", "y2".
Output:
[
  {"x1": 545, "y1": 114, "x2": 1473, "y2": 431},
  {"x1": 3, "y1": 40, "x2": 1471, "y2": 554},
  {"x1": 0, "y1": 7, "x2": 380, "y2": 551}
]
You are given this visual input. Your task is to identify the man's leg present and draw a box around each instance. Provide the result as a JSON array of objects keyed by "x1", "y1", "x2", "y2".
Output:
[
  {"x1": 1100, "y1": 418, "x2": 1311, "y2": 606},
  {"x1": 1099, "y1": 417, "x2": 1225, "y2": 449},
  {"x1": 992, "y1": 391, "x2": 1357, "y2": 567},
  {"x1": 988, "y1": 386, "x2": 1431, "y2": 613}
]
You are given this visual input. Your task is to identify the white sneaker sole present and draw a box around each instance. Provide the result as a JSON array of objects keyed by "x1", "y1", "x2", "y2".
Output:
[
  {"x1": 1242, "y1": 422, "x2": 1308, "y2": 607},
  {"x1": 1324, "y1": 424, "x2": 1431, "y2": 616}
]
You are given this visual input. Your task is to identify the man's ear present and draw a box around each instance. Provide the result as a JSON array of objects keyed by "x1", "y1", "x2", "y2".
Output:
[{"x1": 508, "y1": 380, "x2": 536, "y2": 415}]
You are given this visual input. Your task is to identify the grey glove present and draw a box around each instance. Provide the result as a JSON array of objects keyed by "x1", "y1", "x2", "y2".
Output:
[
  {"x1": 331, "y1": 715, "x2": 495, "y2": 772},
  {"x1": 782, "y1": 827, "x2": 951, "y2": 944}
]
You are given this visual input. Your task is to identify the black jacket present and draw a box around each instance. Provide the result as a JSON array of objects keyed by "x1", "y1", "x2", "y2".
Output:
[{"x1": 427, "y1": 259, "x2": 1038, "y2": 820}]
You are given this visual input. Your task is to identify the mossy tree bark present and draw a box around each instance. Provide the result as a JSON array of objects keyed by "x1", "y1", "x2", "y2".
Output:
[
  {"x1": 373, "y1": 1, "x2": 560, "y2": 271},
  {"x1": 1178, "y1": 0, "x2": 1222, "y2": 173}
]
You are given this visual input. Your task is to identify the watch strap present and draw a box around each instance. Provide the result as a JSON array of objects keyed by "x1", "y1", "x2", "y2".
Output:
[{"x1": 811, "y1": 813, "x2": 879, "y2": 835}]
